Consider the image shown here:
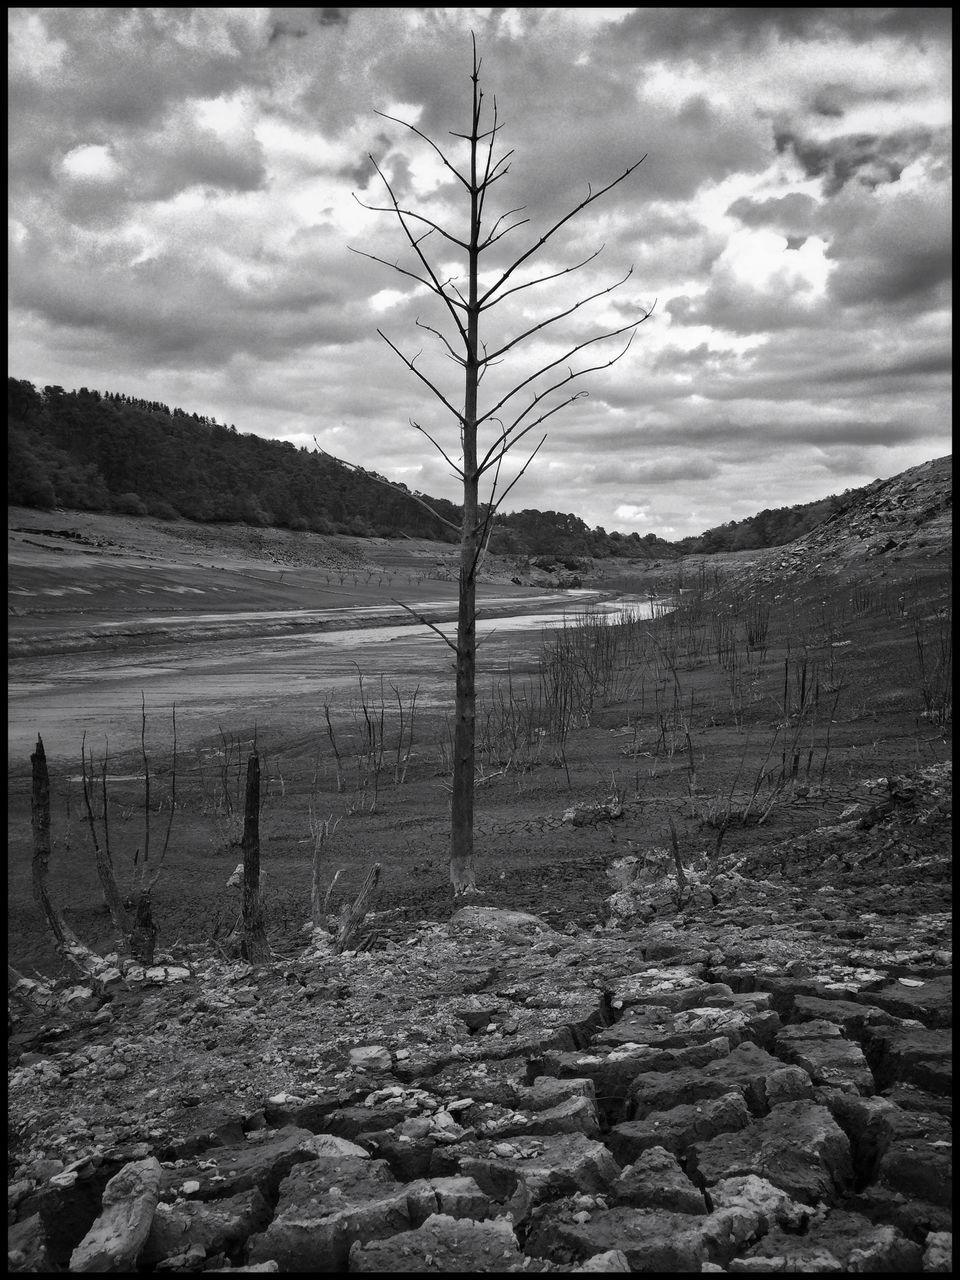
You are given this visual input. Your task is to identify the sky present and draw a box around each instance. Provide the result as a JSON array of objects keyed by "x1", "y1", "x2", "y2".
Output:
[{"x1": 8, "y1": 7, "x2": 952, "y2": 540}]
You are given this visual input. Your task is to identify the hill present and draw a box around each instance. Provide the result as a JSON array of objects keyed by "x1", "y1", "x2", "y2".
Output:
[{"x1": 11, "y1": 375, "x2": 933, "y2": 562}]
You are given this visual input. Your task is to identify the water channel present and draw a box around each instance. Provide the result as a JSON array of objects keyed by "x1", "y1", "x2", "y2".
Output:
[{"x1": 8, "y1": 594, "x2": 665, "y2": 765}]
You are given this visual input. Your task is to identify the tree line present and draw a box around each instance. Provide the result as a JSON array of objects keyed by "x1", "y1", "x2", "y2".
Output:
[{"x1": 8, "y1": 377, "x2": 851, "y2": 557}]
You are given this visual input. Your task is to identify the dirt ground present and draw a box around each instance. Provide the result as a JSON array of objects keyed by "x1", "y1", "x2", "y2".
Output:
[{"x1": 6, "y1": 500, "x2": 952, "y2": 979}]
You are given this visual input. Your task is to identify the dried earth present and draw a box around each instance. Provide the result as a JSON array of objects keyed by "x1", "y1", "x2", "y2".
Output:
[{"x1": 7, "y1": 455, "x2": 952, "y2": 1271}]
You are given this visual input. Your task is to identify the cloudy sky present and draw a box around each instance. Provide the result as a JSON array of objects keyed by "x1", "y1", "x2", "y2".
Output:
[{"x1": 8, "y1": 7, "x2": 952, "y2": 539}]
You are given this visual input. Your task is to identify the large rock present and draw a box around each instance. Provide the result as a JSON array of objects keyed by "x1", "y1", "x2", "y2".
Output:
[
  {"x1": 430, "y1": 1131, "x2": 621, "y2": 1219},
  {"x1": 729, "y1": 1209, "x2": 922, "y2": 1272},
  {"x1": 625, "y1": 1040, "x2": 806, "y2": 1120},
  {"x1": 245, "y1": 1156, "x2": 408, "y2": 1270},
  {"x1": 349, "y1": 1212, "x2": 520, "y2": 1271},
  {"x1": 607, "y1": 1091, "x2": 751, "y2": 1162},
  {"x1": 159, "y1": 1126, "x2": 323, "y2": 1203},
  {"x1": 141, "y1": 1187, "x2": 271, "y2": 1267},
  {"x1": 859, "y1": 974, "x2": 952, "y2": 1028},
  {"x1": 689, "y1": 1102, "x2": 852, "y2": 1204},
  {"x1": 69, "y1": 1157, "x2": 162, "y2": 1272},
  {"x1": 862, "y1": 1023, "x2": 952, "y2": 1095},
  {"x1": 609, "y1": 1146, "x2": 707, "y2": 1214},
  {"x1": 448, "y1": 907, "x2": 557, "y2": 943},
  {"x1": 774, "y1": 1020, "x2": 874, "y2": 1093}
]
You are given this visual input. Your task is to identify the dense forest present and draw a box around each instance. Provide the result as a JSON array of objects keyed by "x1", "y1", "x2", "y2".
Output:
[{"x1": 8, "y1": 378, "x2": 853, "y2": 558}]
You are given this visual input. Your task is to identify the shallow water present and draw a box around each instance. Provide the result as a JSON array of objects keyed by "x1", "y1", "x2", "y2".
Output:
[{"x1": 9, "y1": 595, "x2": 663, "y2": 764}]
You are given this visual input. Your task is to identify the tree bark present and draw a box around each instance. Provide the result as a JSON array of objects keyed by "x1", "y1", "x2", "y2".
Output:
[
  {"x1": 335, "y1": 862, "x2": 381, "y2": 954},
  {"x1": 31, "y1": 736, "x2": 105, "y2": 979},
  {"x1": 240, "y1": 754, "x2": 271, "y2": 964}
]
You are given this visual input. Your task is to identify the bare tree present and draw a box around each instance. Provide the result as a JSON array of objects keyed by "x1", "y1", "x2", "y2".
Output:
[{"x1": 345, "y1": 38, "x2": 652, "y2": 893}]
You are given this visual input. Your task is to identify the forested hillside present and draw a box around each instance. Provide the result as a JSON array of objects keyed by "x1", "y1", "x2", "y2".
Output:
[{"x1": 9, "y1": 377, "x2": 861, "y2": 557}]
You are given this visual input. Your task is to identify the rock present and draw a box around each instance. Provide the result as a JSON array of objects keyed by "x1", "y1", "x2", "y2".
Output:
[
  {"x1": 448, "y1": 907, "x2": 557, "y2": 942},
  {"x1": 349, "y1": 1045, "x2": 393, "y2": 1072},
  {"x1": 69, "y1": 1157, "x2": 162, "y2": 1272},
  {"x1": 862, "y1": 1023, "x2": 952, "y2": 1095},
  {"x1": 689, "y1": 1102, "x2": 852, "y2": 1205},
  {"x1": 159, "y1": 1126, "x2": 322, "y2": 1202},
  {"x1": 7, "y1": 1213, "x2": 58, "y2": 1273},
  {"x1": 141, "y1": 1187, "x2": 271, "y2": 1266},
  {"x1": 732, "y1": 1209, "x2": 922, "y2": 1272},
  {"x1": 609, "y1": 1146, "x2": 707, "y2": 1213},
  {"x1": 245, "y1": 1156, "x2": 409, "y2": 1270},
  {"x1": 860, "y1": 974, "x2": 952, "y2": 1028},
  {"x1": 774, "y1": 1021, "x2": 874, "y2": 1093},
  {"x1": 923, "y1": 1230, "x2": 952, "y2": 1272},
  {"x1": 348, "y1": 1211, "x2": 520, "y2": 1271},
  {"x1": 608, "y1": 1091, "x2": 751, "y2": 1161},
  {"x1": 402, "y1": 1175, "x2": 492, "y2": 1225},
  {"x1": 625, "y1": 1040, "x2": 798, "y2": 1120},
  {"x1": 430, "y1": 1132, "x2": 621, "y2": 1220}
]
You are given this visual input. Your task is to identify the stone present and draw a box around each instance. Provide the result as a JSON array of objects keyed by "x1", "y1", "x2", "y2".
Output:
[
  {"x1": 733, "y1": 1210, "x2": 922, "y2": 1272},
  {"x1": 774, "y1": 1021, "x2": 874, "y2": 1094},
  {"x1": 7, "y1": 1213, "x2": 59, "y2": 1273},
  {"x1": 69, "y1": 1157, "x2": 162, "y2": 1272},
  {"x1": 349, "y1": 1045, "x2": 393, "y2": 1072},
  {"x1": 863, "y1": 1023, "x2": 952, "y2": 1095},
  {"x1": 402, "y1": 1176, "x2": 492, "y2": 1225},
  {"x1": 689, "y1": 1102, "x2": 852, "y2": 1205},
  {"x1": 348, "y1": 1212, "x2": 520, "y2": 1271},
  {"x1": 141, "y1": 1187, "x2": 271, "y2": 1266},
  {"x1": 159, "y1": 1127, "x2": 321, "y2": 1203},
  {"x1": 245, "y1": 1156, "x2": 408, "y2": 1271},
  {"x1": 609, "y1": 1146, "x2": 707, "y2": 1214},
  {"x1": 480, "y1": 1093, "x2": 601, "y2": 1139},
  {"x1": 607, "y1": 1091, "x2": 751, "y2": 1161},
  {"x1": 430, "y1": 1132, "x2": 621, "y2": 1219},
  {"x1": 448, "y1": 907, "x2": 557, "y2": 942},
  {"x1": 923, "y1": 1230, "x2": 952, "y2": 1272},
  {"x1": 625, "y1": 1040, "x2": 798, "y2": 1120},
  {"x1": 860, "y1": 974, "x2": 952, "y2": 1028}
]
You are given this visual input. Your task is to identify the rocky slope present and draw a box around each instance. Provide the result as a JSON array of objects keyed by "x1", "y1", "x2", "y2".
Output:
[{"x1": 8, "y1": 759, "x2": 952, "y2": 1273}]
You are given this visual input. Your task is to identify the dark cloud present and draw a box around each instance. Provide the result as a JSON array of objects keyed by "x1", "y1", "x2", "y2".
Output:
[
  {"x1": 617, "y1": 7, "x2": 952, "y2": 59},
  {"x1": 726, "y1": 192, "x2": 819, "y2": 233},
  {"x1": 775, "y1": 127, "x2": 940, "y2": 196},
  {"x1": 825, "y1": 188, "x2": 952, "y2": 308}
]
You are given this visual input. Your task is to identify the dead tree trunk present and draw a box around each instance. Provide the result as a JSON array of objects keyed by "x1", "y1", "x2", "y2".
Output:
[
  {"x1": 31, "y1": 736, "x2": 105, "y2": 980},
  {"x1": 335, "y1": 863, "x2": 381, "y2": 954},
  {"x1": 349, "y1": 38, "x2": 649, "y2": 895},
  {"x1": 128, "y1": 892, "x2": 159, "y2": 965},
  {"x1": 240, "y1": 754, "x2": 271, "y2": 965}
]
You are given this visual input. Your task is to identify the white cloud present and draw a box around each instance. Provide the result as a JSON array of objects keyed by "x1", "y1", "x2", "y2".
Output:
[{"x1": 7, "y1": 6, "x2": 951, "y2": 540}]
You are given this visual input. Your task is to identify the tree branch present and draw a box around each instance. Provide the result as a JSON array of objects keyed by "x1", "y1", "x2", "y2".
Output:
[
  {"x1": 483, "y1": 267, "x2": 635, "y2": 363},
  {"x1": 313, "y1": 438, "x2": 461, "y2": 534},
  {"x1": 479, "y1": 156, "x2": 647, "y2": 307},
  {"x1": 392, "y1": 599, "x2": 459, "y2": 653},
  {"x1": 377, "y1": 329, "x2": 466, "y2": 425}
]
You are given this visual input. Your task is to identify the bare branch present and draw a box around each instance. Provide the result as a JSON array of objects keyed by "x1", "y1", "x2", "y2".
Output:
[
  {"x1": 477, "y1": 313, "x2": 650, "y2": 432},
  {"x1": 313, "y1": 439, "x2": 461, "y2": 534},
  {"x1": 479, "y1": 155, "x2": 647, "y2": 307},
  {"x1": 484, "y1": 268, "x2": 635, "y2": 363},
  {"x1": 411, "y1": 420, "x2": 465, "y2": 480},
  {"x1": 365, "y1": 155, "x2": 469, "y2": 342},
  {"x1": 377, "y1": 329, "x2": 467, "y2": 425},
  {"x1": 373, "y1": 109, "x2": 471, "y2": 191},
  {"x1": 416, "y1": 317, "x2": 466, "y2": 367},
  {"x1": 479, "y1": 248, "x2": 605, "y2": 311},
  {"x1": 348, "y1": 244, "x2": 458, "y2": 306},
  {"x1": 486, "y1": 434, "x2": 548, "y2": 515},
  {"x1": 392, "y1": 599, "x2": 458, "y2": 653},
  {"x1": 354, "y1": 192, "x2": 469, "y2": 251}
]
